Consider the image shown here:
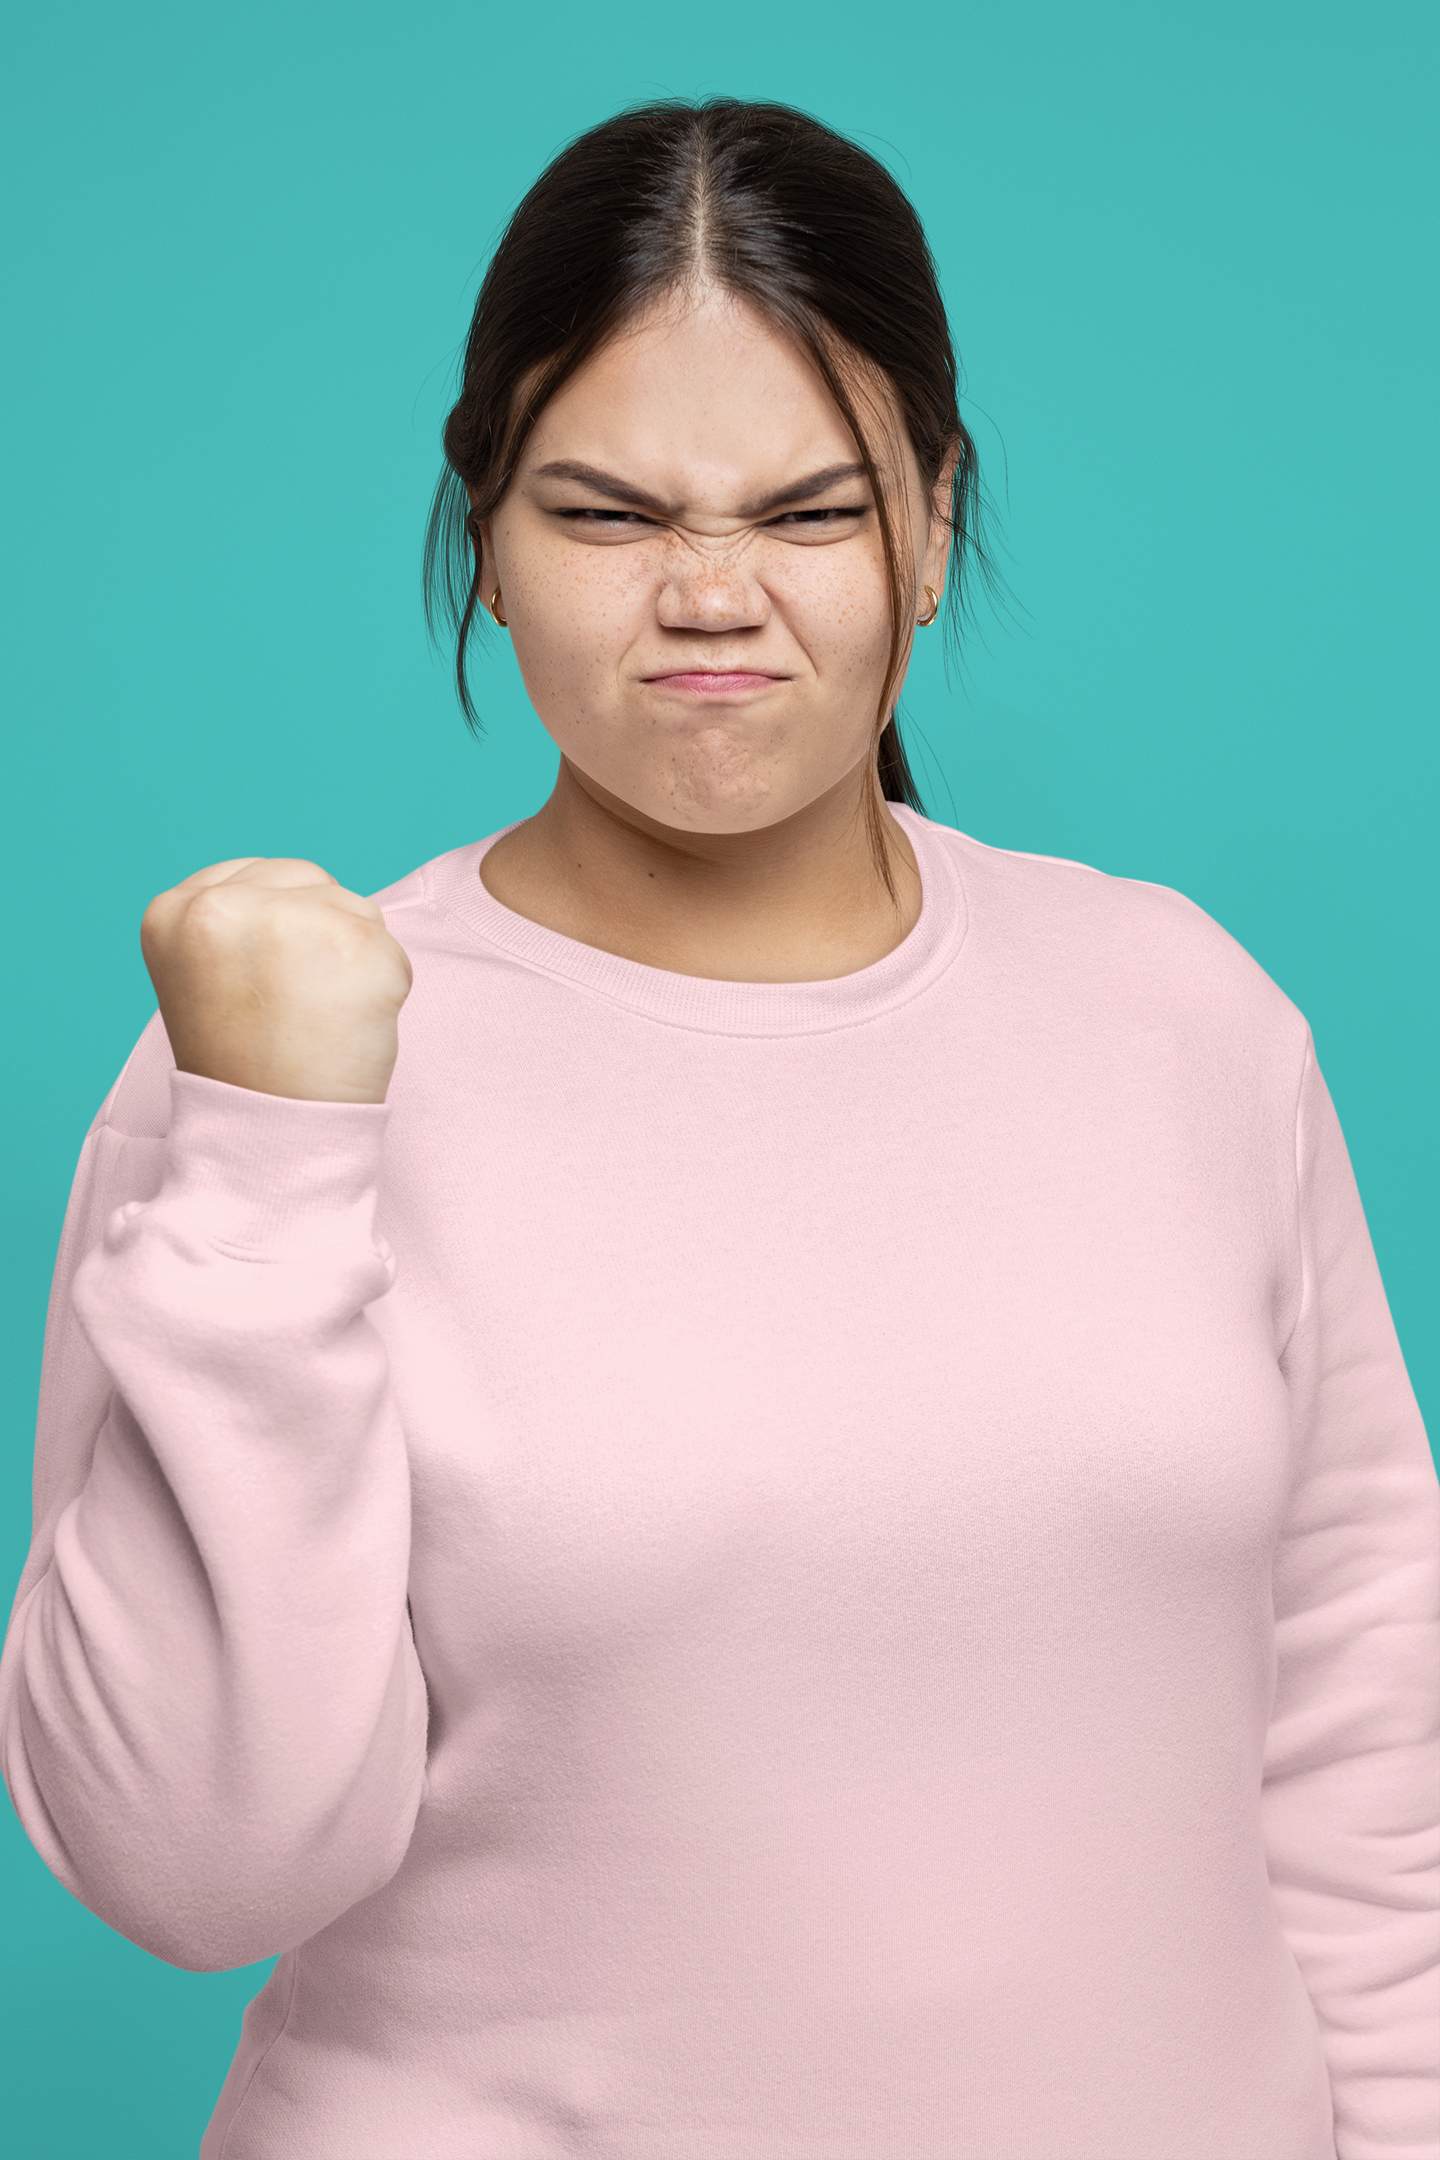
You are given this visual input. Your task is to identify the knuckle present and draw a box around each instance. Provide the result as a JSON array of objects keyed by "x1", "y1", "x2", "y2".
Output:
[
  {"x1": 183, "y1": 884, "x2": 238, "y2": 932},
  {"x1": 176, "y1": 884, "x2": 256, "y2": 957},
  {"x1": 317, "y1": 907, "x2": 377, "y2": 967}
]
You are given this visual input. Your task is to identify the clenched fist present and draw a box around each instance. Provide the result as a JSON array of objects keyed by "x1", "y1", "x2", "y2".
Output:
[{"x1": 141, "y1": 858, "x2": 413, "y2": 1103}]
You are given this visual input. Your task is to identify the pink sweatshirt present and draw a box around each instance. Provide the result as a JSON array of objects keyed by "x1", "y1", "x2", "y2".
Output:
[{"x1": 2, "y1": 807, "x2": 1436, "y2": 2160}]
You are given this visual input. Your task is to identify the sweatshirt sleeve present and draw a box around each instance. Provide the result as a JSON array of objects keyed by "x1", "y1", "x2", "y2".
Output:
[
  {"x1": 1263, "y1": 1035, "x2": 1440, "y2": 2160},
  {"x1": 0, "y1": 1020, "x2": 429, "y2": 1972}
]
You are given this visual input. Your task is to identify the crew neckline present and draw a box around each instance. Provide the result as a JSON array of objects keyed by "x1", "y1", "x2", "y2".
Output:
[{"x1": 425, "y1": 802, "x2": 970, "y2": 1039}]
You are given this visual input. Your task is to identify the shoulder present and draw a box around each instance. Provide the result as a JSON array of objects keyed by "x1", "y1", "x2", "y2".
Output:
[
  {"x1": 920, "y1": 816, "x2": 1311, "y2": 1065},
  {"x1": 365, "y1": 835, "x2": 504, "y2": 962},
  {"x1": 365, "y1": 855, "x2": 442, "y2": 917}
]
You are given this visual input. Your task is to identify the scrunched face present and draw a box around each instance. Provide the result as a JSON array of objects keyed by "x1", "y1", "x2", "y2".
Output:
[{"x1": 476, "y1": 281, "x2": 953, "y2": 836}]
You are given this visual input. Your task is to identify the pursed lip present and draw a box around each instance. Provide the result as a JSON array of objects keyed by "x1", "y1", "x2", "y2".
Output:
[{"x1": 641, "y1": 669, "x2": 790, "y2": 693}]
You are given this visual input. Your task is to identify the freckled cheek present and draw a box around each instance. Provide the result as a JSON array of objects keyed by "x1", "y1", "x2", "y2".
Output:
[
  {"x1": 502, "y1": 538, "x2": 652, "y2": 737},
  {"x1": 775, "y1": 550, "x2": 894, "y2": 692}
]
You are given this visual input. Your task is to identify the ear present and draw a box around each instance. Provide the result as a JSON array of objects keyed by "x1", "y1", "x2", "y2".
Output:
[
  {"x1": 922, "y1": 439, "x2": 961, "y2": 598},
  {"x1": 464, "y1": 488, "x2": 495, "y2": 592}
]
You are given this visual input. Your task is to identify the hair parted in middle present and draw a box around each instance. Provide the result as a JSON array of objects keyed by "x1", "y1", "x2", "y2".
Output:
[{"x1": 425, "y1": 97, "x2": 997, "y2": 884}]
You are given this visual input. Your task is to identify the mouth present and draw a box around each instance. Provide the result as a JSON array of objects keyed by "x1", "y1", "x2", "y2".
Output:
[{"x1": 643, "y1": 671, "x2": 789, "y2": 696}]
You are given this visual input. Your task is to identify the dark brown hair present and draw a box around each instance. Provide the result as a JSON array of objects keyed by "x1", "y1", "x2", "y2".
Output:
[{"x1": 425, "y1": 97, "x2": 992, "y2": 877}]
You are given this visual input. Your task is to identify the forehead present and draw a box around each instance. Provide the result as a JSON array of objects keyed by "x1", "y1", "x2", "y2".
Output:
[{"x1": 521, "y1": 286, "x2": 900, "y2": 507}]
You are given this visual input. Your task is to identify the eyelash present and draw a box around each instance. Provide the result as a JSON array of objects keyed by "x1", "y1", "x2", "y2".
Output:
[{"x1": 557, "y1": 507, "x2": 867, "y2": 529}]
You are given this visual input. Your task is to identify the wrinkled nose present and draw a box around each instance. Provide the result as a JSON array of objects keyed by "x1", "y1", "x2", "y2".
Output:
[{"x1": 657, "y1": 555, "x2": 769, "y2": 634}]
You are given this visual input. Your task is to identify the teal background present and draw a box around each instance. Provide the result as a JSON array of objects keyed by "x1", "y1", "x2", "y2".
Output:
[{"x1": 2, "y1": 1, "x2": 1434, "y2": 2152}]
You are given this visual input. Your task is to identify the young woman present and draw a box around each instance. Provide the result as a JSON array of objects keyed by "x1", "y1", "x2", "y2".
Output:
[{"x1": 2, "y1": 99, "x2": 1435, "y2": 2160}]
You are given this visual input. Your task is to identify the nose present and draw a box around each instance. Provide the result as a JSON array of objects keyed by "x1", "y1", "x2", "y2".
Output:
[{"x1": 656, "y1": 551, "x2": 770, "y2": 635}]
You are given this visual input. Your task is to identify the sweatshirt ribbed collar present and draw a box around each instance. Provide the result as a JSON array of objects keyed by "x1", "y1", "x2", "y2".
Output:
[{"x1": 427, "y1": 803, "x2": 969, "y2": 1040}]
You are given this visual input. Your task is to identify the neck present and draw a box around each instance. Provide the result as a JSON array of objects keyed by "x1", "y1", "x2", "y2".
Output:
[{"x1": 478, "y1": 756, "x2": 922, "y2": 983}]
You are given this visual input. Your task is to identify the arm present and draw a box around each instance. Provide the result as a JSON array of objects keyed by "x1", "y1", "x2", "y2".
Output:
[
  {"x1": 1263, "y1": 1036, "x2": 1440, "y2": 2160},
  {"x1": 1, "y1": 856, "x2": 428, "y2": 1972},
  {"x1": 0, "y1": 1031, "x2": 428, "y2": 1971}
]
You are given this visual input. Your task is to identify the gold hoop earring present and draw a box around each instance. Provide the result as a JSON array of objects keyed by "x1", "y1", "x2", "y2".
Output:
[
  {"x1": 488, "y1": 587, "x2": 508, "y2": 628},
  {"x1": 916, "y1": 585, "x2": 940, "y2": 628}
]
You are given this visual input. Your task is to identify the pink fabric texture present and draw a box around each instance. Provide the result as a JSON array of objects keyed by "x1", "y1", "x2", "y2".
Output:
[{"x1": 3, "y1": 807, "x2": 1436, "y2": 2160}]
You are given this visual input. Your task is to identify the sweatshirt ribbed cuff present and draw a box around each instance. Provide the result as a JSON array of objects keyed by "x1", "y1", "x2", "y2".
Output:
[{"x1": 157, "y1": 1070, "x2": 389, "y2": 1248}]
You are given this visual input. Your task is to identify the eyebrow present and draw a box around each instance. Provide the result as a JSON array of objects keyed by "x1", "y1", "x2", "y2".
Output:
[{"x1": 529, "y1": 459, "x2": 870, "y2": 518}]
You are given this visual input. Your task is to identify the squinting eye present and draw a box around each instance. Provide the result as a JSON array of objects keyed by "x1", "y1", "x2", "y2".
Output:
[
  {"x1": 560, "y1": 508, "x2": 655, "y2": 526},
  {"x1": 772, "y1": 508, "x2": 866, "y2": 526}
]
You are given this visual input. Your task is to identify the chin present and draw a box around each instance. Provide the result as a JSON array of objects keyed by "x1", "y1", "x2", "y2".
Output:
[
  {"x1": 650, "y1": 767, "x2": 797, "y2": 833},
  {"x1": 644, "y1": 735, "x2": 812, "y2": 831}
]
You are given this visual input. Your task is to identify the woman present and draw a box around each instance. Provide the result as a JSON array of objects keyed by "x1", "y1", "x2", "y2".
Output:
[{"x1": 1, "y1": 98, "x2": 1435, "y2": 2160}]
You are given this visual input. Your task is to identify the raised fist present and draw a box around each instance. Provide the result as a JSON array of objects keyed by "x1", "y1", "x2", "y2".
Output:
[{"x1": 140, "y1": 858, "x2": 413, "y2": 1104}]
